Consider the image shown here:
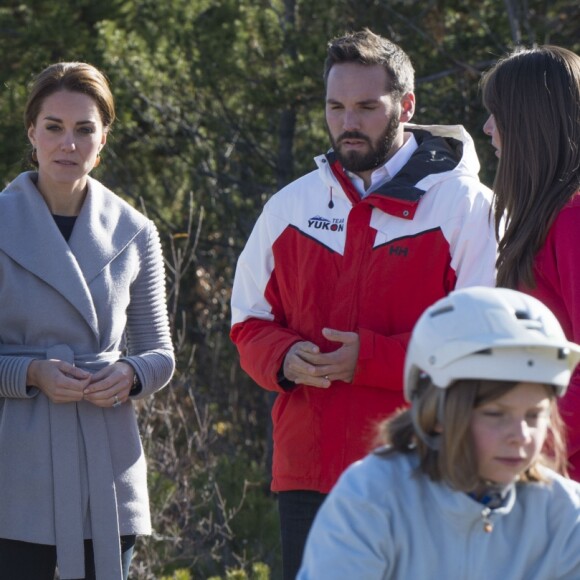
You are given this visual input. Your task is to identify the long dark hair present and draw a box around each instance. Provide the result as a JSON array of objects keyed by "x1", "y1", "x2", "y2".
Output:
[{"x1": 481, "y1": 46, "x2": 580, "y2": 288}]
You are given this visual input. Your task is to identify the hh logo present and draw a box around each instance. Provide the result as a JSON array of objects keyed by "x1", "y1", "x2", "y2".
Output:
[
  {"x1": 308, "y1": 216, "x2": 345, "y2": 232},
  {"x1": 389, "y1": 245, "x2": 408, "y2": 257}
]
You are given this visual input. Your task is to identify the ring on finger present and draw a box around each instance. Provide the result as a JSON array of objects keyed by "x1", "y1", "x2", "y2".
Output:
[
  {"x1": 113, "y1": 394, "x2": 122, "y2": 408},
  {"x1": 324, "y1": 375, "x2": 329, "y2": 381}
]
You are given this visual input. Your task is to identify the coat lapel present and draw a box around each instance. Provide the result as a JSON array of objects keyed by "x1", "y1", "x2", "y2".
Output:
[
  {"x1": 0, "y1": 173, "x2": 147, "y2": 339},
  {"x1": 69, "y1": 176, "x2": 148, "y2": 285}
]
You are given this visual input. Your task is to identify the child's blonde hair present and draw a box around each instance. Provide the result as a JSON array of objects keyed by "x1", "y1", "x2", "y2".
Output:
[{"x1": 378, "y1": 378, "x2": 567, "y2": 492}]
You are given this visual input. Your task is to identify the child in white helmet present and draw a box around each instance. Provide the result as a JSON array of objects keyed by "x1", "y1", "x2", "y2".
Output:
[{"x1": 298, "y1": 286, "x2": 580, "y2": 580}]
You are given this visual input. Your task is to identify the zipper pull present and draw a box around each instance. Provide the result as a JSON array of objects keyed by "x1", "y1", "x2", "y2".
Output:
[{"x1": 481, "y1": 507, "x2": 493, "y2": 533}]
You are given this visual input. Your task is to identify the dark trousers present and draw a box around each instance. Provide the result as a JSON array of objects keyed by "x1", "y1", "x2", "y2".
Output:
[
  {"x1": 278, "y1": 490, "x2": 327, "y2": 580},
  {"x1": 0, "y1": 535, "x2": 136, "y2": 580}
]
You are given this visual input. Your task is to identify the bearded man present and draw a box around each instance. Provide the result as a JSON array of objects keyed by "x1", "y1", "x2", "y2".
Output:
[{"x1": 230, "y1": 28, "x2": 497, "y2": 579}]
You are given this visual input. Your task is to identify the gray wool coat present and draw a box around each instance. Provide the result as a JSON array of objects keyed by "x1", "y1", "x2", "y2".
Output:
[{"x1": 0, "y1": 172, "x2": 175, "y2": 579}]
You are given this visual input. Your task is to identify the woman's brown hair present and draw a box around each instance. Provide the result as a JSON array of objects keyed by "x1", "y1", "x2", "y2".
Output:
[
  {"x1": 378, "y1": 379, "x2": 567, "y2": 492},
  {"x1": 481, "y1": 46, "x2": 580, "y2": 289}
]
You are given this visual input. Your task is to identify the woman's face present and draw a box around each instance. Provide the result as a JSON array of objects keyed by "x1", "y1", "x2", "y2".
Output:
[
  {"x1": 471, "y1": 382, "x2": 552, "y2": 485},
  {"x1": 483, "y1": 114, "x2": 502, "y2": 159},
  {"x1": 27, "y1": 89, "x2": 107, "y2": 195}
]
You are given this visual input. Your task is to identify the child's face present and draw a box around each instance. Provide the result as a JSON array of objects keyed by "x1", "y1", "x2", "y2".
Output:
[{"x1": 470, "y1": 382, "x2": 552, "y2": 485}]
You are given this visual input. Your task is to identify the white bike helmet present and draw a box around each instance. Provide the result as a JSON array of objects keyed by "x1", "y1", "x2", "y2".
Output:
[{"x1": 405, "y1": 286, "x2": 580, "y2": 403}]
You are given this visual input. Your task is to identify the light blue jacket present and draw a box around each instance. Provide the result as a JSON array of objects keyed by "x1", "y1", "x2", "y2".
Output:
[
  {"x1": 298, "y1": 451, "x2": 580, "y2": 579},
  {"x1": 0, "y1": 172, "x2": 175, "y2": 579}
]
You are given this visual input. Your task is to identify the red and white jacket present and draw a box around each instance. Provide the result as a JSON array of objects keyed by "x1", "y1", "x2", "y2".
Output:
[{"x1": 231, "y1": 124, "x2": 497, "y2": 493}]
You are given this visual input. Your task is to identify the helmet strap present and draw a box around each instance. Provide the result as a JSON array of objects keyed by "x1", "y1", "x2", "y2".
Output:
[{"x1": 410, "y1": 389, "x2": 446, "y2": 450}]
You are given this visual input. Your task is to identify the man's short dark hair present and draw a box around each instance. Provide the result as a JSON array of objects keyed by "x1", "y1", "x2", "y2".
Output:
[{"x1": 323, "y1": 28, "x2": 415, "y2": 97}]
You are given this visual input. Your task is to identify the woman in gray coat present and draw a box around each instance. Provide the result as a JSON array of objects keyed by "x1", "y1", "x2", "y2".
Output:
[{"x1": 0, "y1": 63, "x2": 175, "y2": 579}]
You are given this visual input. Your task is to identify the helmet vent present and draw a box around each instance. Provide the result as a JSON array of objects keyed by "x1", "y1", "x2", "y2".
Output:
[
  {"x1": 474, "y1": 348, "x2": 492, "y2": 355},
  {"x1": 514, "y1": 310, "x2": 544, "y2": 331},
  {"x1": 429, "y1": 305, "x2": 454, "y2": 317},
  {"x1": 558, "y1": 348, "x2": 570, "y2": 360}
]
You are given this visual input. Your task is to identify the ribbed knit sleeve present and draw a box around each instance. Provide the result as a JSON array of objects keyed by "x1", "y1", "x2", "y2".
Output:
[
  {"x1": 0, "y1": 356, "x2": 36, "y2": 398},
  {"x1": 121, "y1": 221, "x2": 175, "y2": 398}
]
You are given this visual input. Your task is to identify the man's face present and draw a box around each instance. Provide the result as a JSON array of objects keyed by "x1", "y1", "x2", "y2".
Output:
[{"x1": 325, "y1": 63, "x2": 413, "y2": 181}]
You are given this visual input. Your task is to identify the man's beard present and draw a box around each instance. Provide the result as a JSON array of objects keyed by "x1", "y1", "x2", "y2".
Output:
[{"x1": 329, "y1": 115, "x2": 400, "y2": 174}]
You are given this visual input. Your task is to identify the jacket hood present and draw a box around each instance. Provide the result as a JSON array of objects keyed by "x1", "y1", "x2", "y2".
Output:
[{"x1": 315, "y1": 124, "x2": 483, "y2": 219}]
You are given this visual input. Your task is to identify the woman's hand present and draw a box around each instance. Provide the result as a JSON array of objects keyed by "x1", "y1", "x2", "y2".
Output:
[
  {"x1": 83, "y1": 361, "x2": 135, "y2": 408},
  {"x1": 27, "y1": 359, "x2": 91, "y2": 403}
]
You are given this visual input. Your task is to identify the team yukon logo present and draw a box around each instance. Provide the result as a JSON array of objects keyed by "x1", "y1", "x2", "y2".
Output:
[{"x1": 308, "y1": 216, "x2": 345, "y2": 232}]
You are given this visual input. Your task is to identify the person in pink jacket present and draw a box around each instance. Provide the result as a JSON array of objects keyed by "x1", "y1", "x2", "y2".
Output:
[{"x1": 482, "y1": 45, "x2": 580, "y2": 478}]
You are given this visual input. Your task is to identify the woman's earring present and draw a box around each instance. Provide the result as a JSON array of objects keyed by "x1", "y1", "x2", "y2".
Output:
[
  {"x1": 93, "y1": 154, "x2": 101, "y2": 169},
  {"x1": 31, "y1": 148, "x2": 38, "y2": 163}
]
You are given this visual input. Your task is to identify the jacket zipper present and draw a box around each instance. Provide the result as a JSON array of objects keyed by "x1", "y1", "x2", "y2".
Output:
[{"x1": 481, "y1": 507, "x2": 493, "y2": 533}]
